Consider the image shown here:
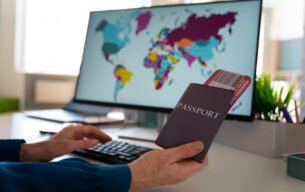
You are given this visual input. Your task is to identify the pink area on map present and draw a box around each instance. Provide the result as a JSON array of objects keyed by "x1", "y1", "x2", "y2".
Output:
[
  {"x1": 186, "y1": 55, "x2": 196, "y2": 66},
  {"x1": 136, "y1": 11, "x2": 153, "y2": 35},
  {"x1": 166, "y1": 12, "x2": 237, "y2": 46}
]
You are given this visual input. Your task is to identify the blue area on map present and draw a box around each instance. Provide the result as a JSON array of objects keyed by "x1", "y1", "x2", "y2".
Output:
[
  {"x1": 105, "y1": 24, "x2": 130, "y2": 46},
  {"x1": 185, "y1": 36, "x2": 219, "y2": 61},
  {"x1": 96, "y1": 10, "x2": 142, "y2": 61},
  {"x1": 114, "y1": 81, "x2": 123, "y2": 101}
]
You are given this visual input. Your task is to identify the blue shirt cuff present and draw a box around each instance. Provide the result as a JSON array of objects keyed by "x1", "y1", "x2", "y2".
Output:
[
  {"x1": 97, "y1": 164, "x2": 132, "y2": 192},
  {"x1": 0, "y1": 139, "x2": 26, "y2": 162}
]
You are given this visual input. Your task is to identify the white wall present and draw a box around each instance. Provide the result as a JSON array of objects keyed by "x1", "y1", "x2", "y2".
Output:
[{"x1": 0, "y1": 0, "x2": 25, "y2": 108}]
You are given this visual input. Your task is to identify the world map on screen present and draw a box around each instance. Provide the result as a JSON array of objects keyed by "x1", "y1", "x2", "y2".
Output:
[{"x1": 95, "y1": 9, "x2": 238, "y2": 101}]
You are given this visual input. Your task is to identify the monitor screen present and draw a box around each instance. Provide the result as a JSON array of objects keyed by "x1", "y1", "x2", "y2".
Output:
[{"x1": 75, "y1": 0, "x2": 262, "y2": 120}]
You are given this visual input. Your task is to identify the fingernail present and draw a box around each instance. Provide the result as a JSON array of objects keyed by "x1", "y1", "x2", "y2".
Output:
[
  {"x1": 194, "y1": 141, "x2": 204, "y2": 151},
  {"x1": 90, "y1": 139, "x2": 99, "y2": 145}
]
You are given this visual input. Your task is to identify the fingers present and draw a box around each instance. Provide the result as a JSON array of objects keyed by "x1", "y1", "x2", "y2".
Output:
[
  {"x1": 179, "y1": 156, "x2": 208, "y2": 170},
  {"x1": 203, "y1": 156, "x2": 208, "y2": 165},
  {"x1": 176, "y1": 156, "x2": 208, "y2": 178},
  {"x1": 78, "y1": 126, "x2": 112, "y2": 142},
  {"x1": 67, "y1": 139, "x2": 100, "y2": 151},
  {"x1": 166, "y1": 141, "x2": 204, "y2": 163}
]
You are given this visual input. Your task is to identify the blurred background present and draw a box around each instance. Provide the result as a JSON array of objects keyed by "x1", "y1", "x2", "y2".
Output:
[{"x1": 0, "y1": 0, "x2": 305, "y2": 120}]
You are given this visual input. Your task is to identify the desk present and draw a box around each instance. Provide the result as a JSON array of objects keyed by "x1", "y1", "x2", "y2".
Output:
[{"x1": 0, "y1": 113, "x2": 304, "y2": 192}]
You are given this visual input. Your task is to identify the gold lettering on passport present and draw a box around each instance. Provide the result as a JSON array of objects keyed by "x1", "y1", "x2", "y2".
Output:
[{"x1": 176, "y1": 102, "x2": 221, "y2": 119}]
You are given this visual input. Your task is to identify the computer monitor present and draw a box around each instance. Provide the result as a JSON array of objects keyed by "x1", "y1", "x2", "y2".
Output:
[{"x1": 74, "y1": 0, "x2": 262, "y2": 121}]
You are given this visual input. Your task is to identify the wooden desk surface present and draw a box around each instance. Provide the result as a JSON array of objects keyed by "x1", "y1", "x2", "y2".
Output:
[{"x1": 1, "y1": 113, "x2": 304, "y2": 192}]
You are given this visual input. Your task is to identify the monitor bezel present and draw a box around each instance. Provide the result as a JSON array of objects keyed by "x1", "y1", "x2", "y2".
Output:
[{"x1": 73, "y1": 0, "x2": 263, "y2": 121}]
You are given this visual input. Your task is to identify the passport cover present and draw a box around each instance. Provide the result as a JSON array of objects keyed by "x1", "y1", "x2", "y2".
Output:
[{"x1": 155, "y1": 83, "x2": 234, "y2": 162}]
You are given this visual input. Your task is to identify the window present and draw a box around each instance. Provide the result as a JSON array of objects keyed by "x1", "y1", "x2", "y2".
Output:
[
  {"x1": 15, "y1": 0, "x2": 151, "y2": 76},
  {"x1": 15, "y1": 0, "x2": 305, "y2": 76}
]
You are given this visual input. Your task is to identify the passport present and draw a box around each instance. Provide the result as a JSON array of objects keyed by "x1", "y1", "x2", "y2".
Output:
[{"x1": 155, "y1": 83, "x2": 234, "y2": 162}]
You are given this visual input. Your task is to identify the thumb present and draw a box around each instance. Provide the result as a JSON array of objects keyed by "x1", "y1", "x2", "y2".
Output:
[
  {"x1": 68, "y1": 139, "x2": 99, "y2": 151},
  {"x1": 166, "y1": 141, "x2": 204, "y2": 163}
]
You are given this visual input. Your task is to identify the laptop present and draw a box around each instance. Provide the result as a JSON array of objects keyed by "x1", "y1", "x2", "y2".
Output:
[{"x1": 24, "y1": 99, "x2": 123, "y2": 125}]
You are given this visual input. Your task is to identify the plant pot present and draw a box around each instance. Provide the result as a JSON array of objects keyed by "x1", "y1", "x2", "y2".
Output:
[
  {"x1": 0, "y1": 97, "x2": 19, "y2": 114},
  {"x1": 214, "y1": 120, "x2": 305, "y2": 158}
]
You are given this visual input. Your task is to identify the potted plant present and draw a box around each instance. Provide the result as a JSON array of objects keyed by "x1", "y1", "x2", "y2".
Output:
[
  {"x1": 254, "y1": 73, "x2": 305, "y2": 122},
  {"x1": 215, "y1": 73, "x2": 305, "y2": 158}
]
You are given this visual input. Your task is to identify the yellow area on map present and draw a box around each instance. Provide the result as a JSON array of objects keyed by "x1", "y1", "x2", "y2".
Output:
[
  {"x1": 154, "y1": 79, "x2": 159, "y2": 87},
  {"x1": 116, "y1": 68, "x2": 133, "y2": 85},
  {"x1": 148, "y1": 52, "x2": 157, "y2": 61},
  {"x1": 168, "y1": 54, "x2": 178, "y2": 63}
]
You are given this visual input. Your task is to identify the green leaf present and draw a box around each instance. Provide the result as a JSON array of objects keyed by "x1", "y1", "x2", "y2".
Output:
[
  {"x1": 254, "y1": 73, "x2": 298, "y2": 121},
  {"x1": 283, "y1": 85, "x2": 295, "y2": 107},
  {"x1": 289, "y1": 101, "x2": 305, "y2": 113}
]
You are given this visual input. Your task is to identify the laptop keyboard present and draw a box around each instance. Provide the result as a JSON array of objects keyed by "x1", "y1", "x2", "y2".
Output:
[{"x1": 73, "y1": 140, "x2": 153, "y2": 164}]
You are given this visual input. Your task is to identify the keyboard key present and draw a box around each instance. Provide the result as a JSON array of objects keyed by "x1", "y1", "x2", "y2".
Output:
[
  {"x1": 72, "y1": 140, "x2": 153, "y2": 164},
  {"x1": 116, "y1": 151, "x2": 132, "y2": 157}
]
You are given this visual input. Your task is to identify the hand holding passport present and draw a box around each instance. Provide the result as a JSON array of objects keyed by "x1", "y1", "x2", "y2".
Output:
[{"x1": 155, "y1": 69, "x2": 251, "y2": 162}]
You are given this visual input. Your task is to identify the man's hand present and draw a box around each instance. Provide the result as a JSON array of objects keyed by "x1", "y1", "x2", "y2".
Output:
[
  {"x1": 19, "y1": 125, "x2": 111, "y2": 162},
  {"x1": 128, "y1": 141, "x2": 208, "y2": 191}
]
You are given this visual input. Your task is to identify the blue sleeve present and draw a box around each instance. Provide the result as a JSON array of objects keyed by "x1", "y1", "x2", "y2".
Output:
[
  {"x1": 0, "y1": 158, "x2": 132, "y2": 192},
  {"x1": 0, "y1": 140, "x2": 25, "y2": 162}
]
